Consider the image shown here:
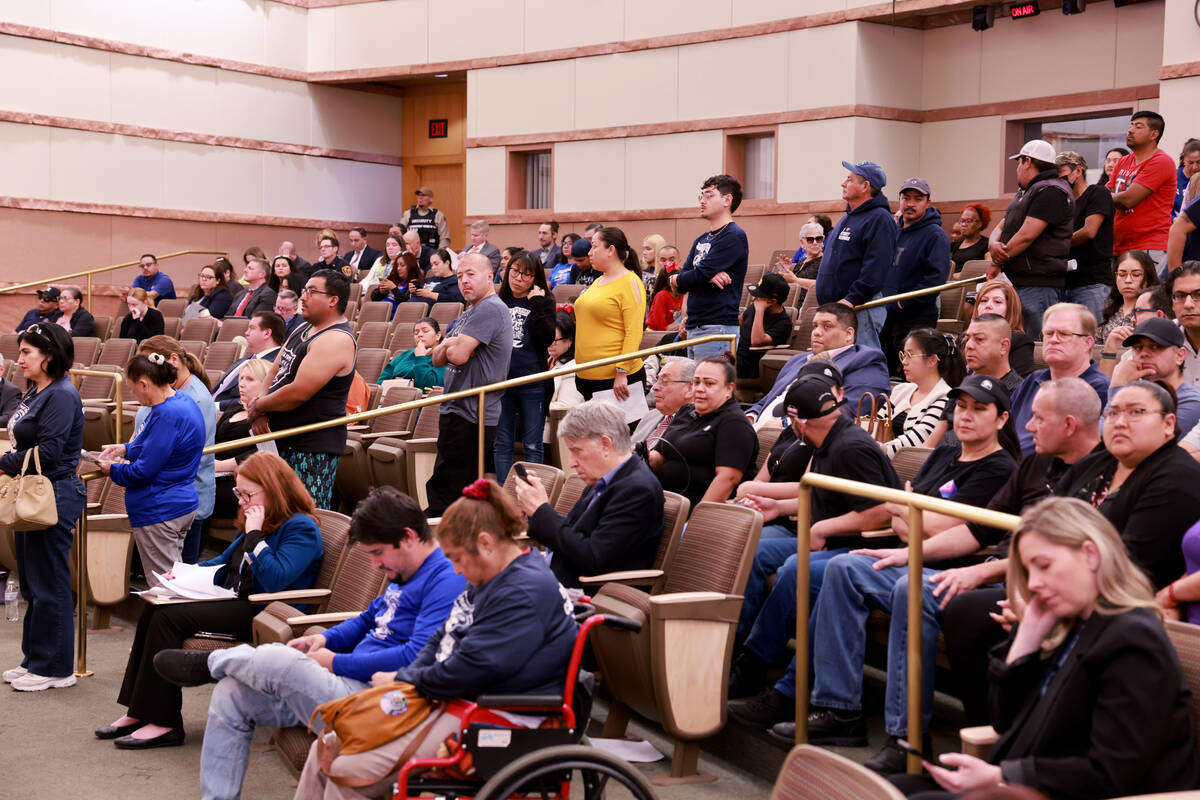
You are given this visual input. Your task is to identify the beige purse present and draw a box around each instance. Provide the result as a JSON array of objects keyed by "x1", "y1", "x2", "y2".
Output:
[{"x1": 0, "y1": 449, "x2": 58, "y2": 530}]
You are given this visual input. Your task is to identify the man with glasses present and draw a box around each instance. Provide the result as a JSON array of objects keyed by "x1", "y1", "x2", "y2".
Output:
[
  {"x1": 1110, "y1": 317, "x2": 1200, "y2": 435},
  {"x1": 632, "y1": 356, "x2": 695, "y2": 448},
  {"x1": 132, "y1": 253, "x2": 176, "y2": 302},
  {"x1": 1057, "y1": 151, "x2": 1115, "y2": 324},
  {"x1": 313, "y1": 235, "x2": 348, "y2": 273},
  {"x1": 987, "y1": 140, "x2": 1074, "y2": 339},
  {"x1": 1167, "y1": 262, "x2": 1200, "y2": 389},
  {"x1": 1008, "y1": 302, "x2": 1110, "y2": 457}
]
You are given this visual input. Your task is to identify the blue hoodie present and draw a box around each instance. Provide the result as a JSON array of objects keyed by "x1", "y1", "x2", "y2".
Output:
[
  {"x1": 815, "y1": 194, "x2": 898, "y2": 306},
  {"x1": 884, "y1": 206, "x2": 951, "y2": 320}
]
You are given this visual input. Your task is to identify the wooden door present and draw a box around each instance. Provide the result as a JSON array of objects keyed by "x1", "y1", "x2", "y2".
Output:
[{"x1": 417, "y1": 163, "x2": 465, "y2": 249}]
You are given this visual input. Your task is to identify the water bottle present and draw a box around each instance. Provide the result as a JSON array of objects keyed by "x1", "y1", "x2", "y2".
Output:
[{"x1": 4, "y1": 574, "x2": 18, "y2": 623}]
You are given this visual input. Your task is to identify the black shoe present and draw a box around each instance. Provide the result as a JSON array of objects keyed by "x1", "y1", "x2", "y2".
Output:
[
  {"x1": 806, "y1": 707, "x2": 868, "y2": 747},
  {"x1": 728, "y1": 650, "x2": 769, "y2": 698},
  {"x1": 727, "y1": 688, "x2": 795, "y2": 730},
  {"x1": 153, "y1": 649, "x2": 214, "y2": 687},
  {"x1": 768, "y1": 721, "x2": 796, "y2": 746},
  {"x1": 94, "y1": 721, "x2": 142, "y2": 740},
  {"x1": 865, "y1": 734, "x2": 933, "y2": 775},
  {"x1": 113, "y1": 727, "x2": 186, "y2": 749}
]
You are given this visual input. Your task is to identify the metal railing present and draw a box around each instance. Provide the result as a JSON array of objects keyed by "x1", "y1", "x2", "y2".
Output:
[
  {"x1": 792, "y1": 472, "x2": 1020, "y2": 773},
  {"x1": 853, "y1": 275, "x2": 984, "y2": 312},
  {"x1": 0, "y1": 250, "x2": 230, "y2": 308},
  {"x1": 70, "y1": 368, "x2": 125, "y2": 444}
]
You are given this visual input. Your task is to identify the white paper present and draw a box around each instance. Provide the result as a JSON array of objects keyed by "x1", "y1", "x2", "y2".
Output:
[
  {"x1": 590, "y1": 382, "x2": 649, "y2": 423},
  {"x1": 587, "y1": 737, "x2": 665, "y2": 763},
  {"x1": 136, "y1": 562, "x2": 236, "y2": 601},
  {"x1": 256, "y1": 439, "x2": 279, "y2": 456}
]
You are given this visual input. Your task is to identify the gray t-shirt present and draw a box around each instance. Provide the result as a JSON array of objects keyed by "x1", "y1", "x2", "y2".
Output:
[{"x1": 440, "y1": 293, "x2": 513, "y2": 425}]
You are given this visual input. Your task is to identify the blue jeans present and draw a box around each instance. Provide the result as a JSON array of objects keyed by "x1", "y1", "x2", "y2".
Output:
[
  {"x1": 737, "y1": 524, "x2": 798, "y2": 637},
  {"x1": 200, "y1": 643, "x2": 368, "y2": 800},
  {"x1": 686, "y1": 324, "x2": 739, "y2": 360},
  {"x1": 1064, "y1": 284, "x2": 1109, "y2": 328},
  {"x1": 809, "y1": 554, "x2": 942, "y2": 736},
  {"x1": 1014, "y1": 286, "x2": 1062, "y2": 340},
  {"x1": 855, "y1": 302, "x2": 887, "y2": 352},
  {"x1": 494, "y1": 382, "x2": 546, "y2": 484}
]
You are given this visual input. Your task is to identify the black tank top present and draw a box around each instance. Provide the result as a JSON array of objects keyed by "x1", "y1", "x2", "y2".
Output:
[{"x1": 268, "y1": 320, "x2": 356, "y2": 454}]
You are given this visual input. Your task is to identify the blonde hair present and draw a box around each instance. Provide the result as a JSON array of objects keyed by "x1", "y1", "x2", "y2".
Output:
[
  {"x1": 239, "y1": 358, "x2": 272, "y2": 384},
  {"x1": 642, "y1": 234, "x2": 667, "y2": 271},
  {"x1": 1041, "y1": 302, "x2": 1097, "y2": 338},
  {"x1": 1007, "y1": 497, "x2": 1160, "y2": 651}
]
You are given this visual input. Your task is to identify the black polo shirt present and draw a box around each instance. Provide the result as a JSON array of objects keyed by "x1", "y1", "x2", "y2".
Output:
[
  {"x1": 765, "y1": 424, "x2": 813, "y2": 481},
  {"x1": 654, "y1": 396, "x2": 758, "y2": 509},
  {"x1": 808, "y1": 414, "x2": 902, "y2": 523}
]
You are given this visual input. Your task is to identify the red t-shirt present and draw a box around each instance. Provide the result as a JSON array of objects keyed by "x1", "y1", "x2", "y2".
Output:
[{"x1": 1106, "y1": 149, "x2": 1176, "y2": 253}]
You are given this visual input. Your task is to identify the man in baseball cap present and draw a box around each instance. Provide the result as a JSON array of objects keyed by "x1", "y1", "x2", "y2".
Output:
[
  {"x1": 738, "y1": 272, "x2": 793, "y2": 379},
  {"x1": 1112, "y1": 317, "x2": 1200, "y2": 433},
  {"x1": 400, "y1": 186, "x2": 449, "y2": 250},
  {"x1": 16, "y1": 287, "x2": 63, "y2": 333}
]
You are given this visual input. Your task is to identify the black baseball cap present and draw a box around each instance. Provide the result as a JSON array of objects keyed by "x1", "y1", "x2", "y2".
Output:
[
  {"x1": 37, "y1": 286, "x2": 61, "y2": 301},
  {"x1": 774, "y1": 374, "x2": 845, "y2": 419},
  {"x1": 1122, "y1": 317, "x2": 1184, "y2": 348},
  {"x1": 947, "y1": 373, "x2": 1011, "y2": 413},
  {"x1": 748, "y1": 272, "x2": 789, "y2": 305},
  {"x1": 796, "y1": 358, "x2": 844, "y2": 387}
]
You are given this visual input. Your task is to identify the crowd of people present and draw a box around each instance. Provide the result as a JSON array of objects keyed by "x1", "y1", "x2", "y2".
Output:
[{"x1": 5, "y1": 111, "x2": 1200, "y2": 799}]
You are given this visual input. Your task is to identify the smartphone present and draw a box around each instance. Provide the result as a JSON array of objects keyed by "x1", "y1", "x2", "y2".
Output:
[
  {"x1": 512, "y1": 463, "x2": 529, "y2": 482},
  {"x1": 896, "y1": 739, "x2": 931, "y2": 761}
]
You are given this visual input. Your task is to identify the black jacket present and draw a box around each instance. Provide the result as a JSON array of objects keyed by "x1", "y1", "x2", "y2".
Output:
[
  {"x1": 527, "y1": 456, "x2": 664, "y2": 588},
  {"x1": 66, "y1": 308, "x2": 96, "y2": 337},
  {"x1": 989, "y1": 608, "x2": 1197, "y2": 799}
]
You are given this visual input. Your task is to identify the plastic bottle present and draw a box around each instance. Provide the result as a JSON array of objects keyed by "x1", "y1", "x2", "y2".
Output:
[{"x1": 4, "y1": 574, "x2": 18, "y2": 623}]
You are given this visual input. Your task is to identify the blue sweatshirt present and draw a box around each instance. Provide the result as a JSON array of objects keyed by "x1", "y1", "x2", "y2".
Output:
[
  {"x1": 884, "y1": 206, "x2": 952, "y2": 320},
  {"x1": 322, "y1": 548, "x2": 464, "y2": 681},
  {"x1": 135, "y1": 376, "x2": 216, "y2": 521},
  {"x1": 676, "y1": 222, "x2": 749, "y2": 328},
  {"x1": 201, "y1": 512, "x2": 324, "y2": 596},
  {"x1": 110, "y1": 392, "x2": 205, "y2": 527},
  {"x1": 0, "y1": 376, "x2": 83, "y2": 481},
  {"x1": 816, "y1": 194, "x2": 898, "y2": 306},
  {"x1": 396, "y1": 549, "x2": 578, "y2": 700}
]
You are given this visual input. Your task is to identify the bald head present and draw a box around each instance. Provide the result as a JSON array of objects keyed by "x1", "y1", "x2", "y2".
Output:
[
  {"x1": 1041, "y1": 377, "x2": 1102, "y2": 427},
  {"x1": 403, "y1": 230, "x2": 421, "y2": 255},
  {"x1": 279, "y1": 241, "x2": 296, "y2": 257}
]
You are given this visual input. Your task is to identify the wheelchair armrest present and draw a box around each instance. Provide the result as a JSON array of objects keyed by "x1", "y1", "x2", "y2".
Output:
[
  {"x1": 286, "y1": 611, "x2": 359, "y2": 626},
  {"x1": 578, "y1": 569, "x2": 663, "y2": 587},
  {"x1": 246, "y1": 588, "x2": 331, "y2": 604},
  {"x1": 476, "y1": 694, "x2": 563, "y2": 709}
]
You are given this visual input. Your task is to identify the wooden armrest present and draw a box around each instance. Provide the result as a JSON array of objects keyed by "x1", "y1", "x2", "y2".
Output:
[
  {"x1": 86, "y1": 502, "x2": 101, "y2": 511},
  {"x1": 960, "y1": 725, "x2": 999, "y2": 749},
  {"x1": 578, "y1": 569, "x2": 664, "y2": 586},
  {"x1": 285, "y1": 611, "x2": 359, "y2": 626},
  {"x1": 247, "y1": 588, "x2": 332, "y2": 604},
  {"x1": 649, "y1": 591, "x2": 742, "y2": 623},
  {"x1": 346, "y1": 424, "x2": 371, "y2": 432},
  {"x1": 406, "y1": 438, "x2": 438, "y2": 453}
]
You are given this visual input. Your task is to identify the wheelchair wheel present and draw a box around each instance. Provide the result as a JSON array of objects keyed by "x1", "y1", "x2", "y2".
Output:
[{"x1": 474, "y1": 744, "x2": 658, "y2": 800}]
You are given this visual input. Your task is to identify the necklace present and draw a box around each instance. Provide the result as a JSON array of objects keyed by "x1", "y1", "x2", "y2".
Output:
[{"x1": 705, "y1": 222, "x2": 732, "y2": 240}]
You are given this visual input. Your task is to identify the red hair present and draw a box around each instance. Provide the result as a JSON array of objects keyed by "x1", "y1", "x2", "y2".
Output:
[{"x1": 963, "y1": 202, "x2": 992, "y2": 229}]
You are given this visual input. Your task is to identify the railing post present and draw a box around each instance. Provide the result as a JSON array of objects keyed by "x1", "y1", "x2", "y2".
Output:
[
  {"x1": 477, "y1": 389, "x2": 486, "y2": 479},
  {"x1": 906, "y1": 504, "x2": 924, "y2": 774},
  {"x1": 86, "y1": 273, "x2": 93, "y2": 310},
  {"x1": 794, "y1": 483, "x2": 812, "y2": 745},
  {"x1": 113, "y1": 374, "x2": 123, "y2": 443},
  {"x1": 74, "y1": 497, "x2": 92, "y2": 678}
]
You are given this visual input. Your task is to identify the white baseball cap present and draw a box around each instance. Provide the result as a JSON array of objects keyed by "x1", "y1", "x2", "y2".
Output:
[{"x1": 1008, "y1": 139, "x2": 1057, "y2": 163}]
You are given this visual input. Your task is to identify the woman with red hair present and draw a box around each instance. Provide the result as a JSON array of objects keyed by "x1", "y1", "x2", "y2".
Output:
[{"x1": 952, "y1": 203, "x2": 992, "y2": 271}]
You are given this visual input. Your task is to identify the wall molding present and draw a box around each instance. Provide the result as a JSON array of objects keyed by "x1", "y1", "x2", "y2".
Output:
[{"x1": 1159, "y1": 61, "x2": 1200, "y2": 81}]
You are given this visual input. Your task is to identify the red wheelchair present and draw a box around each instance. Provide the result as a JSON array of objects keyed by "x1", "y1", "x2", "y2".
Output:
[{"x1": 393, "y1": 611, "x2": 658, "y2": 800}]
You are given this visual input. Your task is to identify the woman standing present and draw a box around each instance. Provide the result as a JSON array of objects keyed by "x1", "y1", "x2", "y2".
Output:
[
  {"x1": 98, "y1": 353, "x2": 206, "y2": 579},
  {"x1": 120, "y1": 288, "x2": 165, "y2": 343},
  {"x1": 378, "y1": 317, "x2": 446, "y2": 391},
  {"x1": 1098, "y1": 250, "x2": 1158, "y2": 344},
  {"x1": 212, "y1": 358, "x2": 271, "y2": 520},
  {"x1": 884, "y1": 329, "x2": 965, "y2": 457},
  {"x1": 96, "y1": 452, "x2": 323, "y2": 750},
  {"x1": 0, "y1": 324, "x2": 85, "y2": 692},
  {"x1": 573, "y1": 227, "x2": 647, "y2": 400},
  {"x1": 971, "y1": 280, "x2": 1035, "y2": 377},
  {"x1": 494, "y1": 251, "x2": 556, "y2": 482},
  {"x1": 545, "y1": 311, "x2": 584, "y2": 432},
  {"x1": 951, "y1": 203, "x2": 991, "y2": 271},
  {"x1": 269, "y1": 255, "x2": 306, "y2": 296}
]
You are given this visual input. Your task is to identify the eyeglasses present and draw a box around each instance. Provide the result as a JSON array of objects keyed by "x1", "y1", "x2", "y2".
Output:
[
  {"x1": 804, "y1": 236, "x2": 825, "y2": 243},
  {"x1": 1042, "y1": 330, "x2": 1090, "y2": 341},
  {"x1": 1172, "y1": 289, "x2": 1200, "y2": 304},
  {"x1": 897, "y1": 350, "x2": 931, "y2": 363},
  {"x1": 232, "y1": 487, "x2": 263, "y2": 503},
  {"x1": 1101, "y1": 406, "x2": 1165, "y2": 422},
  {"x1": 198, "y1": 273, "x2": 215, "y2": 280},
  {"x1": 300, "y1": 287, "x2": 330, "y2": 297},
  {"x1": 552, "y1": 336, "x2": 567, "y2": 343},
  {"x1": 510, "y1": 270, "x2": 535, "y2": 279},
  {"x1": 1133, "y1": 307, "x2": 1157, "y2": 315},
  {"x1": 1115, "y1": 270, "x2": 1144, "y2": 280},
  {"x1": 657, "y1": 379, "x2": 692, "y2": 385}
]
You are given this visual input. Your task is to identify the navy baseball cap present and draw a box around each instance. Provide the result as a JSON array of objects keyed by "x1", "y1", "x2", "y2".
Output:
[
  {"x1": 842, "y1": 160, "x2": 887, "y2": 191},
  {"x1": 570, "y1": 238, "x2": 591, "y2": 258}
]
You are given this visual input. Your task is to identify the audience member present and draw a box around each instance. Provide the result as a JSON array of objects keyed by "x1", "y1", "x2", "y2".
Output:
[
  {"x1": 1097, "y1": 249, "x2": 1158, "y2": 342},
  {"x1": 1098, "y1": 146, "x2": 1129, "y2": 187},
  {"x1": 275, "y1": 289, "x2": 301, "y2": 338},
  {"x1": 1167, "y1": 190, "x2": 1200, "y2": 270},
  {"x1": 1010, "y1": 303, "x2": 1109, "y2": 456},
  {"x1": 248, "y1": 269, "x2": 357, "y2": 509},
  {"x1": 737, "y1": 272, "x2": 793, "y2": 379},
  {"x1": 425, "y1": 254, "x2": 513, "y2": 516},
  {"x1": 548, "y1": 233, "x2": 579, "y2": 285},
  {"x1": 343, "y1": 227, "x2": 380, "y2": 275},
  {"x1": 497, "y1": 245, "x2": 523, "y2": 285},
  {"x1": 96, "y1": 453, "x2": 323, "y2": 751},
  {"x1": 213, "y1": 257, "x2": 244, "y2": 302},
  {"x1": 401, "y1": 187, "x2": 450, "y2": 250},
  {"x1": 269, "y1": 255, "x2": 306, "y2": 296},
  {"x1": 640, "y1": 233, "x2": 667, "y2": 297},
  {"x1": 516, "y1": 400, "x2": 664, "y2": 588},
  {"x1": 0, "y1": 324, "x2": 84, "y2": 692},
  {"x1": 402, "y1": 229, "x2": 435, "y2": 274},
  {"x1": 1057, "y1": 151, "x2": 1116, "y2": 324},
  {"x1": 410, "y1": 248, "x2": 464, "y2": 306},
  {"x1": 313, "y1": 234, "x2": 348, "y2": 273},
  {"x1": 156, "y1": 487, "x2": 462, "y2": 800},
  {"x1": 120, "y1": 288, "x2": 165, "y2": 343},
  {"x1": 211, "y1": 358, "x2": 271, "y2": 519},
  {"x1": 278, "y1": 241, "x2": 311, "y2": 277},
  {"x1": 189, "y1": 263, "x2": 235, "y2": 320},
  {"x1": 533, "y1": 221, "x2": 561, "y2": 266},
  {"x1": 881, "y1": 177, "x2": 952, "y2": 377},
  {"x1": 971, "y1": 280, "x2": 1035, "y2": 376},
  {"x1": 293, "y1": 479, "x2": 577, "y2": 798},
  {"x1": 961, "y1": 314, "x2": 1022, "y2": 391},
  {"x1": 950, "y1": 203, "x2": 991, "y2": 270},
  {"x1": 211, "y1": 310, "x2": 285, "y2": 408},
  {"x1": 645, "y1": 244, "x2": 684, "y2": 330},
  {"x1": 568, "y1": 237, "x2": 599, "y2": 286},
  {"x1": 54, "y1": 287, "x2": 95, "y2": 337},
  {"x1": 987, "y1": 140, "x2": 1074, "y2": 339},
  {"x1": 670, "y1": 174, "x2": 750, "y2": 360},
  {"x1": 651, "y1": 353, "x2": 757, "y2": 509},
  {"x1": 1110, "y1": 317, "x2": 1200, "y2": 433},
  {"x1": 782, "y1": 221, "x2": 824, "y2": 302},
  {"x1": 815, "y1": 161, "x2": 897, "y2": 350},
  {"x1": 885, "y1": 329, "x2": 964, "y2": 457},
  {"x1": 545, "y1": 311, "x2": 583, "y2": 442},
  {"x1": 15, "y1": 286, "x2": 62, "y2": 332},
  {"x1": 1175, "y1": 139, "x2": 1200, "y2": 216},
  {"x1": 370, "y1": 250, "x2": 422, "y2": 311},
  {"x1": 632, "y1": 356, "x2": 695, "y2": 448},
  {"x1": 0, "y1": 356, "x2": 22, "y2": 425},
  {"x1": 229, "y1": 258, "x2": 277, "y2": 319},
  {"x1": 459, "y1": 220, "x2": 501, "y2": 271},
  {"x1": 573, "y1": 227, "x2": 647, "y2": 401},
  {"x1": 494, "y1": 251, "x2": 556, "y2": 482},
  {"x1": 1168, "y1": 261, "x2": 1200, "y2": 388},
  {"x1": 243, "y1": 246, "x2": 267, "y2": 274},
  {"x1": 133, "y1": 253, "x2": 176, "y2": 302},
  {"x1": 378, "y1": 317, "x2": 445, "y2": 391},
  {"x1": 1108, "y1": 111, "x2": 1175, "y2": 277}
]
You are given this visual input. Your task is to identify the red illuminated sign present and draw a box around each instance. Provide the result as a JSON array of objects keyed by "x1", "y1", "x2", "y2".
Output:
[
  {"x1": 1009, "y1": 1, "x2": 1040, "y2": 17},
  {"x1": 428, "y1": 119, "x2": 448, "y2": 139}
]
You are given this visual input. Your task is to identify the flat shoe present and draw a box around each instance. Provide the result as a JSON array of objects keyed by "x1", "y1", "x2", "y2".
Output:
[
  {"x1": 95, "y1": 721, "x2": 143, "y2": 740},
  {"x1": 113, "y1": 728, "x2": 185, "y2": 750}
]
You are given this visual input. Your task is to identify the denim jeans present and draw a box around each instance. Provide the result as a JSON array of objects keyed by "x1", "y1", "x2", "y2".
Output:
[
  {"x1": 855, "y1": 302, "x2": 887, "y2": 352},
  {"x1": 744, "y1": 547, "x2": 849, "y2": 662},
  {"x1": 200, "y1": 643, "x2": 368, "y2": 800},
  {"x1": 686, "y1": 324, "x2": 739, "y2": 360},
  {"x1": 1014, "y1": 286, "x2": 1062, "y2": 340},
  {"x1": 1064, "y1": 284, "x2": 1109, "y2": 328},
  {"x1": 809, "y1": 554, "x2": 942, "y2": 736},
  {"x1": 737, "y1": 524, "x2": 798, "y2": 637},
  {"x1": 494, "y1": 382, "x2": 546, "y2": 484}
]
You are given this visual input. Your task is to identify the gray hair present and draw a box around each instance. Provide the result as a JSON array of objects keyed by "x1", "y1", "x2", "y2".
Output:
[
  {"x1": 277, "y1": 289, "x2": 299, "y2": 303},
  {"x1": 469, "y1": 220, "x2": 490, "y2": 233},
  {"x1": 1040, "y1": 377, "x2": 1101, "y2": 427},
  {"x1": 799, "y1": 221, "x2": 824, "y2": 239},
  {"x1": 559, "y1": 400, "x2": 632, "y2": 453},
  {"x1": 662, "y1": 356, "x2": 696, "y2": 383}
]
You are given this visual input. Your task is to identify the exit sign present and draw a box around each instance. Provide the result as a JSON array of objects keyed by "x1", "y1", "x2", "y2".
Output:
[
  {"x1": 1010, "y1": 1, "x2": 1040, "y2": 17},
  {"x1": 428, "y1": 119, "x2": 448, "y2": 139}
]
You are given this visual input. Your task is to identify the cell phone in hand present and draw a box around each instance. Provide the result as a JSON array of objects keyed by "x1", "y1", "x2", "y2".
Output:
[
  {"x1": 896, "y1": 739, "x2": 954, "y2": 769},
  {"x1": 512, "y1": 463, "x2": 529, "y2": 482}
]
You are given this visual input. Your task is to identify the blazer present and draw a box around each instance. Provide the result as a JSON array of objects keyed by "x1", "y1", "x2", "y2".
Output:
[
  {"x1": 212, "y1": 347, "x2": 282, "y2": 409},
  {"x1": 66, "y1": 308, "x2": 96, "y2": 337},
  {"x1": 526, "y1": 456, "x2": 664, "y2": 588},
  {"x1": 460, "y1": 242, "x2": 501, "y2": 271},
  {"x1": 229, "y1": 284, "x2": 277, "y2": 319},
  {"x1": 747, "y1": 344, "x2": 892, "y2": 420},
  {"x1": 347, "y1": 245, "x2": 381, "y2": 274},
  {"x1": 0, "y1": 379, "x2": 22, "y2": 426},
  {"x1": 989, "y1": 608, "x2": 1197, "y2": 799}
]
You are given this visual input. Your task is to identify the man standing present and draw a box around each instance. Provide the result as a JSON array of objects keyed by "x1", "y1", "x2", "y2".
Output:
[
  {"x1": 55, "y1": 287, "x2": 95, "y2": 337},
  {"x1": 1108, "y1": 111, "x2": 1176, "y2": 276},
  {"x1": 1056, "y1": 151, "x2": 1115, "y2": 324},
  {"x1": 425, "y1": 253, "x2": 513, "y2": 516},
  {"x1": 343, "y1": 227, "x2": 382, "y2": 276},
  {"x1": 211, "y1": 311, "x2": 285, "y2": 408},
  {"x1": 1167, "y1": 263, "x2": 1200, "y2": 389},
  {"x1": 670, "y1": 174, "x2": 749, "y2": 360},
  {"x1": 533, "y1": 222, "x2": 562, "y2": 266},
  {"x1": 401, "y1": 187, "x2": 450, "y2": 250},
  {"x1": 1110, "y1": 317, "x2": 1200, "y2": 434},
  {"x1": 15, "y1": 286, "x2": 62, "y2": 332},
  {"x1": 631, "y1": 356, "x2": 695, "y2": 447},
  {"x1": 403, "y1": 230, "x2": 435, "y2": 274},
  {"x1": 228, "y1": 258, "x2": 277, "y2": 319},
  {"x1": 987, "y1": 140, "x2": 1074, "y2": 339},
  {"x1": 133, "y1": 253, "x2": 176, "y2": 302},
  {"x1": 278, "y1": 241, "x2": 311, "y2": 277},
  {"x1": 274, "y1": 289, "x2": 302, "y2": 338},
  {"x1": 881, "y1": 177, "x2": 951, "y2": 377},
  {"x1": 313, "y1": 234, "x2": 348, "y2": 273},
  {"x1": 247, "y1": 269, "x2": 357, "y2": 509},
  {"x1": 815, "y1": 161, "x2": 897, "y2": 351},
  {"x1": 459, "y1": 221, "x2": 502, "y2": 271}
]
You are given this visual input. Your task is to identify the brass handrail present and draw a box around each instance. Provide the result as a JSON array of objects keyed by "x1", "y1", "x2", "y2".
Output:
[
  {"x1": 853, "y1": 275, "x2": 983, "y2": 312},
  {"x1": 792, "y1": 472, "x2": 1020, "y2": 774},
  {"x1": 0, "y1": 249, "x2": 231, "y2": 309},
  {"x1": 70, "y1": 368, "x2": 125, "y2": 444}
]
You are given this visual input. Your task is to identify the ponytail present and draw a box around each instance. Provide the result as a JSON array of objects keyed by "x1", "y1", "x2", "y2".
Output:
[{"x1": 595, "y1": 226, "x2": 642, "y2": 276}]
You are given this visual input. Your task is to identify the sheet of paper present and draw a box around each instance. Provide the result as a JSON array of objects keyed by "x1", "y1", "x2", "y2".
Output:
[
  {"x1": 590, "y1": 381, "x2": 649, "y2": 423},
  {"x1": 587, "y1": 737, "x2": 664, "y2": 762},
  {"x1": 256, "y1": 439, "x2": 279, "y2": 456},
  {"x1": 138, "y1": 562, "x2": 236, "y2": 601}
]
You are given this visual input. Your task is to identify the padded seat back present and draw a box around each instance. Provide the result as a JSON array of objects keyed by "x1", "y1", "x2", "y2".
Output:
[
  {"x1": 356, "y1": 321, "x2": 391, "y2": 351},
  {"x1": 890, "y1": 446, "x2": 933, "y2": 486},
  {"x1": 770, "y1": 745, "x2": 904, "y2": 800},
  {"x1": 355, "y1": 347, "x2": 391, "y2": 385},
  {"x1": 156, "y1": 298, "x2": 188, "y2": 317},
  {"x1": 1166, "y1": 619, "x2": 1200, "y2": 763},
  {"x1": 181, "y1": 317, "x2": 218, "y2": 343},
  {"x1": 203, "y1": 341, "x2": 242, "y2": 375},
  {"x1": 356, "y1": 301, "x2": 392, "y2": 328},
  {"x1": 72, "y1": 336, "x2": 101, "y2": 366},
  {"x1": 660, "y1": 501, "x2": 763, "y2": 596},
  {"x1": 553, "y1": 475, "x2": 587, "y2": 517},
  {"x1": 503, "y1": 462, "x2": 564, "y2": 508},
  {"x1": 216, "y1": 317, "x2": 250, "y2": 342},
  {"x1": 97, "y1": 338, "x2": 136, "y2": 367},
  {"x1": 430, "y1": 302, "x2": 463, "y2": 327}
]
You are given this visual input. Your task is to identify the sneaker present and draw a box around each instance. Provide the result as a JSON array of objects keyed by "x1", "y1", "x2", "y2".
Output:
[
  {"x1": 727, "y1": 687, "x2": 795, "y2": 730},
  {"x1": 865, "y1": 734, "x2": 933, "y2": 775},
  {"x1": 11, "y1": 672, "x2": 77, "y2": 692},
  {"x1": 153, "y1": 649, "x2": 214, "y2": 687},
  {"x1": 2, "y1": 666, "x2": 28, "y2": 683},
  {"x1": 728, "y1": 650, "x2": 769, "y2": 698},
  {"x1": 806, "y1": 707, "x2": 868, "y2": 747}
]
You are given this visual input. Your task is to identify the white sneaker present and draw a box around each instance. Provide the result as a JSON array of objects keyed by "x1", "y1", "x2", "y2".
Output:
[
  {"x1": 10, "y1": 671, "x2": 76, "y2": 692},
  {"x1": 2, "y1": 666, "x2": 27, "y2": 683}
]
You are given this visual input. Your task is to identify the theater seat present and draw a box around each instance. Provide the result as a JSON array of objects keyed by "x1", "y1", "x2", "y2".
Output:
[
  {"x1": 365, "y1": 389, "x2": 442, "y2": 507},
  {"x1": 578, "y1": 490, "x2": 688, "y2": 594},
  {"x1": 502, "y1": 462, "x2": 564, "y2": 509},
  {"x1": 770, "y1": 745, "x2": 904, "y2": 800},
  {"x1": 335, "y1": 385, "x2": 421, "y2": 505}
]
